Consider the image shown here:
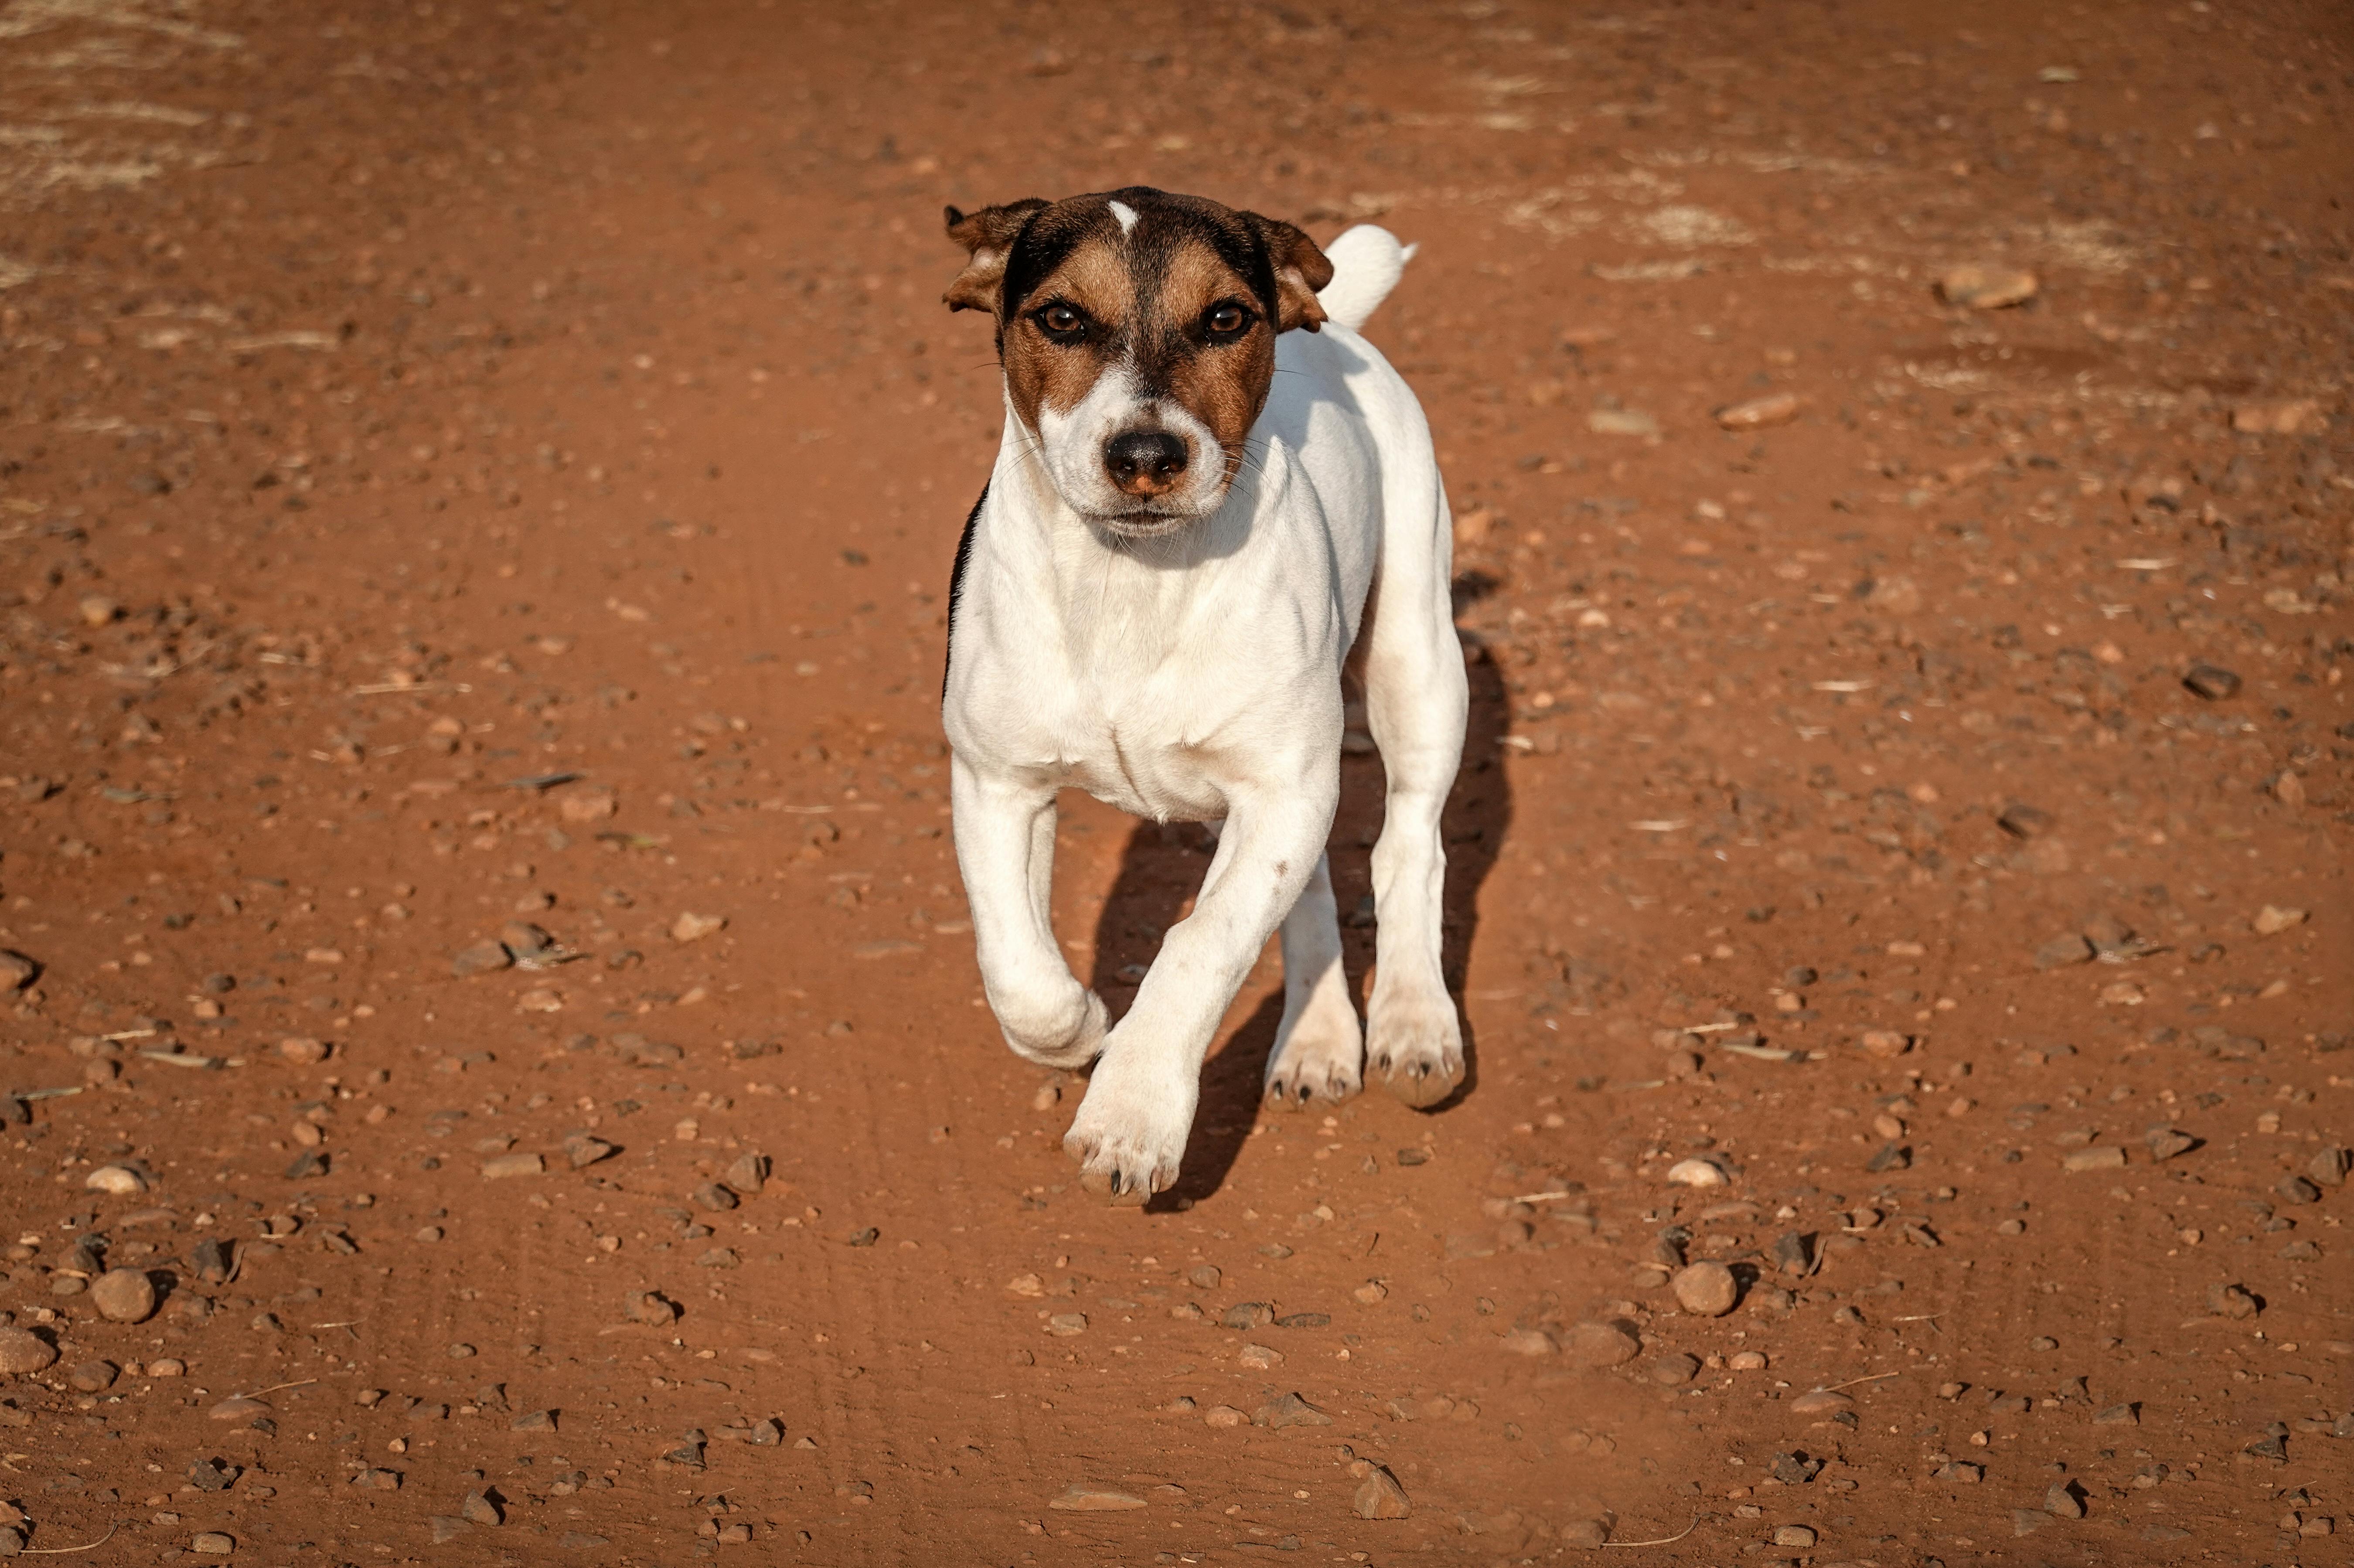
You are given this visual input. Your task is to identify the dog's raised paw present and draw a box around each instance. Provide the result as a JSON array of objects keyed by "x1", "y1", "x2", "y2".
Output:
[{"x1": 1001, "y1": 988, "x2": 1109, "y2": 1071}]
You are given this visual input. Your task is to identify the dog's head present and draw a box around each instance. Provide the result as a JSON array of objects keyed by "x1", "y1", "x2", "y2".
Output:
[{"x1": 942, "y1": 187, "x2": 1332, "y2": 535}]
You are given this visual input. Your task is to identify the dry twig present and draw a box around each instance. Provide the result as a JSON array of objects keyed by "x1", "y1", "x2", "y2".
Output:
[
  {"x1": 1601, "y1": 1516, "x2": 1700, "y2": 1548},
  {"x1": 23, "y1": 1523, "x2": 119, "y2": 1555}
]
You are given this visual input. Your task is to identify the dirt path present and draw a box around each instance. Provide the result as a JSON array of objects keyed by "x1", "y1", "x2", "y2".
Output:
[{"x1": 1, "y1": 1, "x2": 2349, "y2": 1562}]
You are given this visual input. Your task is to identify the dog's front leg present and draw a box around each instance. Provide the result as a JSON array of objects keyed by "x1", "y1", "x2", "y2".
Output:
[
  {"x1": 1065, "y1": 784, "x2": 1335, "y2": 1202},
  {"x1": 953, "y1": 757, "x2": 1107, "y2": 1070}
]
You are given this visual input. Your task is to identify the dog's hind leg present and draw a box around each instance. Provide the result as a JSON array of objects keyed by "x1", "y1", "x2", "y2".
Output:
[
  {"x1": 1361, "y1": 481, "x2": 1468, "y2": 1108},
  {"x1": 1262, "y1": 851, "x2": 1365, "y2": 1110},
  {"x1": 953, "y1": 757, "x2": 1107, "y2": 1070}
]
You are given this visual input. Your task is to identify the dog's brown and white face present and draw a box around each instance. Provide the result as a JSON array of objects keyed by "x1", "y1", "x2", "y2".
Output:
[{"x1": 942, "y1": 187, "x2": 1333, "y2": 535}]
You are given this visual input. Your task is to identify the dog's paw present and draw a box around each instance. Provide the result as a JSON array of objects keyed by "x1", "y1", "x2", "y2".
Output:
[
  {"x1": 1263, "y1": 1011, "x2": 1363, "y2": 1112},
  {"x1": 1367, "y1": 989, "x2": 1464, "y2": 1109},
  {"x1": 1063, "y1": 1058, "x2": 1195, "y2": 1204},
  {"x1": 1001, "y1": 988, "x2": 1108, "y2": 1071}
]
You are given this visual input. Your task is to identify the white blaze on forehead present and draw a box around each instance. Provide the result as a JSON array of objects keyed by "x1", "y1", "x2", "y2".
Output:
[{"x1": 1107, "y1": 199, "x2": 1139, "y2": 235}]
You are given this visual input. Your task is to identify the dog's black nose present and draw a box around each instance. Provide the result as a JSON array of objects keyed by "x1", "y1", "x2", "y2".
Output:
[{"x1": 1104, "y1": 430, "x2": 1188, "y2": 496}]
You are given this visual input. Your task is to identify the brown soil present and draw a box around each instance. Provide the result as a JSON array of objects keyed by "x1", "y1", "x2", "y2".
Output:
[{"x1": 2, "y1": 1, "x2": 2350, "y2": 1563}]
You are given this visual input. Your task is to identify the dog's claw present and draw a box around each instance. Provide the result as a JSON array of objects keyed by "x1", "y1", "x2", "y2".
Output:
[
  {"x1": 1063, "y1": 1062, "x2": 1192, "y2": 1205},
  {"x1": 1262, "y1": 1017, "x2": 1363, "y2": 1112},
  {"x1": 1366, "y1": 995, "x2": 1464, "y2": 1109},
  {"x1": 1374, "y1": 1050, "x2": 1462, "y2": 1108}
]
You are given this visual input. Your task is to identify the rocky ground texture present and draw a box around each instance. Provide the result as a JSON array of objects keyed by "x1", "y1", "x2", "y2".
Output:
[{"x1": 0, "y1": 0, "x2": 2349, "y2": 1564}]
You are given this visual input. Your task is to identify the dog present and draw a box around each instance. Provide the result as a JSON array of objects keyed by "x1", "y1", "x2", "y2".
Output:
[{"x1": 938, "y1": 186, "x2": 1467, "y2": 1203}]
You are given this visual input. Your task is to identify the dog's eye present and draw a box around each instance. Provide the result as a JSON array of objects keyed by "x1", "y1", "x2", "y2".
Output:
[
  {"x1": 1036, "y1": 303, "x2": 1087, "y2": 341},
  {"x1": 1205, "y1": 303, "x2": 1251, "y2": 338}
]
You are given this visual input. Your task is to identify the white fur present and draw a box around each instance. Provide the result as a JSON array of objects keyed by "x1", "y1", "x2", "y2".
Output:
[
  {"x1": 1314, "y1": 226, "x2": 1416, "y2": 332},
  {"x1": 947, "y1": 225, "x2": 1466, "y2": 1200},
  {"x1": 1032, "y1": 367, "x2": 1226, "y2": 524},
  {"x1": 1107, "y1": 199, "x2": 1139, "y2": 234}
]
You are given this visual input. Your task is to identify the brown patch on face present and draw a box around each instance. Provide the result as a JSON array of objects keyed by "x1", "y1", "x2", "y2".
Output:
[
  {"x1": 1149, "y1": 239, "x2": 1277, "y2": 476},
  {"x1": 998, "y1": 234, "x2": 1132, "y2": 435}
]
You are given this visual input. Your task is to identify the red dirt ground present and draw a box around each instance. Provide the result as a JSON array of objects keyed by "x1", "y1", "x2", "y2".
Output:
[{"x1": 1, "y1": 1, "x2": 2350, "y2": 1564}]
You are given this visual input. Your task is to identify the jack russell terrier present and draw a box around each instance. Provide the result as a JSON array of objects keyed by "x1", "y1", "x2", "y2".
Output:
[{"x1": 939, "y1": 186, "x2": 1467, "y2": 1203}]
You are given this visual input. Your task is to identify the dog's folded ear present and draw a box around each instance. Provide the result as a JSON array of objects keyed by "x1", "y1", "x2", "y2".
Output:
[
  {"x1": 943, "y1": 199, "x2": 1049, "y2": 315},
  {"x1": 1250, "y1": 214, "x2": 1335, "y2": 334}
]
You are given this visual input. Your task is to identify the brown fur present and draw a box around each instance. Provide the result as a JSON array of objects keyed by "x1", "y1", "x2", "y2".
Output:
[
  {"x1": 941, "y1": 199, "x2": 1047, "y2": 314},
  {"x1": 999, "y1": 235, "x2": 1131, "y2": 435}
]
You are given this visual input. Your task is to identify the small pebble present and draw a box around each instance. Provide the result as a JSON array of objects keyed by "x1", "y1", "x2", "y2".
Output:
[
  {"x1": 1672, "y1": 1261, "x2": 1739, "y2": 1316},
  {"x1": 1665, "y1": 1157, "x2": 1727, "y2": 1188},
  {"x1": 563, "y1": 1133, "x2": 616, "y2": 1169},
  {"x1": 623, "y1": 1292, "x2": 678, "y2": 1326},
  {"x1": 450, "y1": 940, "x2": 513, "y2": 978},
  {"x1": 2182, "y1": 664, "x2": 2242, "y2": 701},
  {"x1": 68, "y1": 1359, "x2": 118, "y2": 1393},
  {"x1": 83, "y1": 1164, "x2": 147, "y2": 1196},
  {"x1": 1353, "y1": 1466, "x2": 1412, "y2": 1519},
  {"x1": 2033, "y1": 934, "x2": 2093, "y2": 970},
  {"x1": 1253, "y1": 1392, "x2": 1333, "y2": 1429},
  {"x1": 1203, "y1": 1405, "x2": 1247, "y2": 1428},
  {"x1": 90, "y1": 1268, "x2": 158, "y2": 1324},
  {"x1": 1047, "y1": 1484, "x2": 1145, "y2": 1511},
  {"x1": 191, "y1": 1532, "x2": 234, "y2": 1556},
  {"x1": 2252, "y1": 904, "x2": 2307, "y2": 935},
  {"x1": 1713, "y1": 392, "x2": 1799, "y2": 430},
  {"x1": 1936, "y1": 264, "x2": 2038, "y2": 308},
  {"x1": 1772, "y1": 1524, "x2": 1818, "y2": 1548},
  {"x1": 1650, "y1": 1352, "x2": 1701, "y2": 1386},
  {"x1": 1564, "y1": 1319, "x2": 1640, "y2": 1368},
  {"x1": 670, "y1": 911, "x2": 727, "y2": 943}
]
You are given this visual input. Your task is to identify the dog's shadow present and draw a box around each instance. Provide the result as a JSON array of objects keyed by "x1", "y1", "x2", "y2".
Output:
[{"x1": 1085, "y1": 577, "x2": 1512, "y2": 1208}]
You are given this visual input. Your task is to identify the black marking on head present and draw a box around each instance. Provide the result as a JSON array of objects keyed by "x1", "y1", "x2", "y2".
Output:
[
  {"x1": 943, "y1": 480, "x2": 988, "y2": 703},
  {"x1": 999, "y1": 187, "x2": 1284, "y2": 333}
]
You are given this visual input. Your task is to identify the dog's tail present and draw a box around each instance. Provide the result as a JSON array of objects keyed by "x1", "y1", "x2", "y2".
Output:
[{"x1": 1315, "y1": 224, "x2": 1416, "y2": 333}]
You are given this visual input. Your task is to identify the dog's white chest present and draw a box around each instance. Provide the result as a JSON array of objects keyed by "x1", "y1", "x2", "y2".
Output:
[{"x1": 950, "y1": 540, "x2": 1325, "y2": 822}]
